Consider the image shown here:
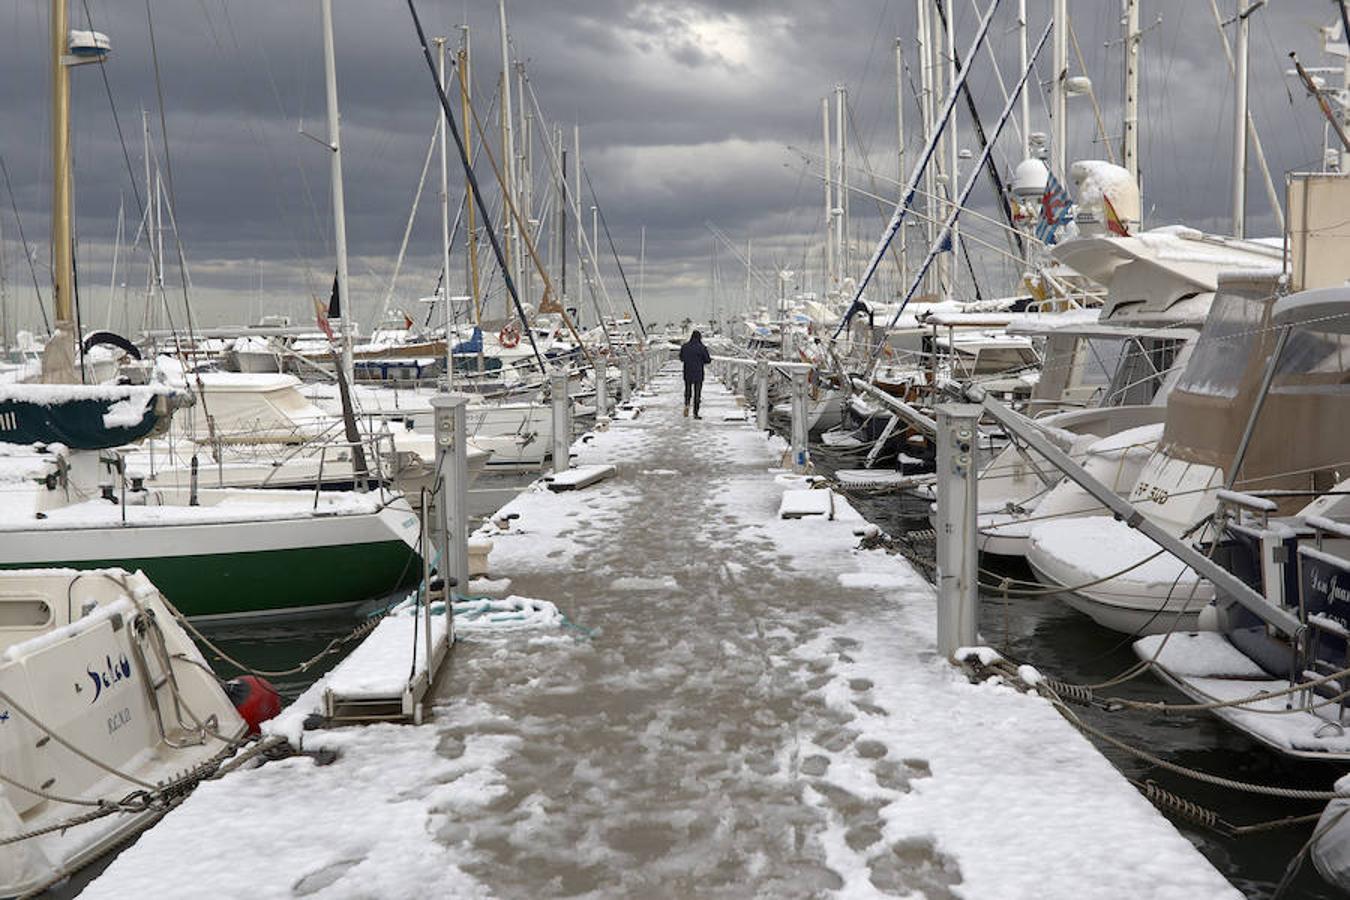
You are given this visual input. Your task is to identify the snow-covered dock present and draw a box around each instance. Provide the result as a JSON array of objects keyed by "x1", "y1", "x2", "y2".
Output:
[{"x1": 86, "y1": 368, "x2": 1239, "y2": 899}]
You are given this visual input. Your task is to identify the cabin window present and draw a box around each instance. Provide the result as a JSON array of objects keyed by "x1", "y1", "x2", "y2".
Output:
[
  {"x1": 1276, "y1": 327, "x2": 1350, "y2": 380},
  {"x1": 0, "y1": 598, "x2": 52, "y2": 628},
  {"x1": 1078, "y1": 338, "x2": 1126, "y2": 387}
]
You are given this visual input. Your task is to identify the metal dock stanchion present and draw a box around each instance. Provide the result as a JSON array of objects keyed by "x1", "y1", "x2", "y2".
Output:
[
  {"x1": 621, "y1": 358, "x2": 633, "y2": 403},
  {"x1": 594, "y1": 360, "x2": 609, "y2": 419},
  {"x1": 790, "y1": 369, "x2": 810, "y2": 473},
  {"x1": 430, "y1": 392, "x2": 470, "y2": 601},
  {"x1": 756, "y1": 360, "x2": 769, "y2": 431},
  {"x1": 935, "y1": 404, "x2": 981, "y2": 659},
  {"x1": 550, "y1": 370, "x2": 571, "y2": 474}
]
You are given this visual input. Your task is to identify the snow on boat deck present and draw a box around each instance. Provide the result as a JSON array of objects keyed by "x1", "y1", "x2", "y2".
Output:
[{"x1": 86, "y1": 369, "x2": 1238, "y2": 899}]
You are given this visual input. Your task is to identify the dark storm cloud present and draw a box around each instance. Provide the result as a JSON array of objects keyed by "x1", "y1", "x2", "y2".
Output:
[{"x1": 0, "y1": 0, "x2": 1339, "y2": 331}]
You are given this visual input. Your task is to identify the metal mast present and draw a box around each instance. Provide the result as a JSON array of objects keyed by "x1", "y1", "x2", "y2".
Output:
[
  {"x1": 1052, "y1": 0, "x2": 1068, "y2": 178},
  {"x1": 1231, "y1": 0, "x2": 1249, "y2": 238},
  {"x1": 321, "y1": 0, "x2": 354, "y2": 381},
  {"x1": 945, "y1": 0, "x2": 959, "y2": 302},
  {"x1": 457, "y1": 26, "x2": 481, "y2": 323},
  {"x1": 1019, "y1": 0, "x2": 1029, "y2": 157},
  {"x1": 895, "y1": 37, "x2": 909, "y2": 289},
  {"x1": 498, "y1": 0, "x2": 517, "y2": 316},
  {"x1": 822, "y1": 96, "x2": 834, "y2": 295},
  {"x1": 836, "y1": 84, "x2": 849, "y2": 282},
  {"x1": 917, "y1": 0, "x2": 937, "y2": 297},
  {"x1": 436, "y1": 36, "x2": 454, "y2": 384},
  {"x1": 1122, "y1": 0, "x2": 1140, "y2": 190}
]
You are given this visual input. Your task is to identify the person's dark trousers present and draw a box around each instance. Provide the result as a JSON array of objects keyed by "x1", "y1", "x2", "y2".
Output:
[{"x1": 683, "y1": 379, "x2": 703, "y2": 416}]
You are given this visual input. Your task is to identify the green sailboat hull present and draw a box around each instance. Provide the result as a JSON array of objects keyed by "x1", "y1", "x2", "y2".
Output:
[{"x1": 0, "y1": 540, "x2": 422, "y2": 619}]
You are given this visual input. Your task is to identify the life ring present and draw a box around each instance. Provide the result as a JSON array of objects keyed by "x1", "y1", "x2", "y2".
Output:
[{"x1": 498, "y1": 321, "x2": 521, "y2": 349}]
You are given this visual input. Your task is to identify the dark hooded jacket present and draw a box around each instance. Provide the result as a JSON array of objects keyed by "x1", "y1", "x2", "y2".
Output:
[{"x1": 679, "y1": 332, "x2": 712, "y2": 383}]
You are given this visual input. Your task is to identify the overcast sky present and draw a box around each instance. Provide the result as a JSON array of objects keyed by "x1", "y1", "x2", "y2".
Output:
[{"x1": 0, "y1": 0, "x2": 1341, "y2": 337}]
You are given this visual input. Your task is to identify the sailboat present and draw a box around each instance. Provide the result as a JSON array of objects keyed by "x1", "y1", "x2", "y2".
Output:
[{"x1": 0, "y1": 1, "x2": 422, "y2": 619}]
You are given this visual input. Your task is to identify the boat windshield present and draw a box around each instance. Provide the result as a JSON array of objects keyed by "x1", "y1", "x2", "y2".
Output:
[
  {"x1": 1173, "y1": 292, "x2": 1265, "y2": 398},
  {"x1": 1102, "y1": 336, "x2": 1186, "y2": 407},
  {"x1": 1275, "y1": 327, "x2": 1350, "y2": 380}
]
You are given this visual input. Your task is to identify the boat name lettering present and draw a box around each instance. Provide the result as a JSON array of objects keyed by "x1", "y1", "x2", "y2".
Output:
[
  {"x1": 1304, "y1": 555, "x2": 1350, "y2": 629},
  {"x1": 107, "y1": 707, "x2": 132, "y2": 736},
  {"x1": 1130, "y1": 481, "x2": 1169, "y2": 505},
  {"x1": 86, "y1": 654, "x2": 133, "y2": 704}
]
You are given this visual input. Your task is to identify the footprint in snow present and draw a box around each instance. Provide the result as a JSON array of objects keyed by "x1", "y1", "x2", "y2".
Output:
[{"x1": 867, "y1": 835, "x2": 963, "y2": 899}]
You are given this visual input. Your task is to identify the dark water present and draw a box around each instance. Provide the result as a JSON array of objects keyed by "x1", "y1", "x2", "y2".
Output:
[{"x1": 811, "y1": 443, "x2": 1341, "y2": 900}]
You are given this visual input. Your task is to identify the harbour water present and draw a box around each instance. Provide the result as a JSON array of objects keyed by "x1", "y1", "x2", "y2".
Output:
[{"x1": 818, "y1": 449, "x2": 1338, "y2": 900}]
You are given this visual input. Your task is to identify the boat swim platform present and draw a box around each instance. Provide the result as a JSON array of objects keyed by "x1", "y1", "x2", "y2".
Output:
[{"x1": 85, "y1": 367, "x2": 1239, "y2": 899}]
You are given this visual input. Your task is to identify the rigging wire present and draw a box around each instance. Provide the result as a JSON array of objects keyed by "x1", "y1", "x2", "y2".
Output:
[
  {"x1": 582, "y1": 163, "x2": 647, "y2": 339},
  {"x1": 0, "y1": 155, "x2": 50, "y2": 335}
]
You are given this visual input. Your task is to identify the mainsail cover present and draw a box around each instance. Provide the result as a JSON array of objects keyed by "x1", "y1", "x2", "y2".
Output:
[{"x1": 0, "y1": 384, "x2": 183, "y2": 449}]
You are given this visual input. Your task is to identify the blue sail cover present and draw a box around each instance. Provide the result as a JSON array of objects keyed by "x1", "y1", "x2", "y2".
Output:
[
  {"x1": 452, "y1": 327, "x2": 483, "y2": 355},
  {"x1": 0, "y1": 384, "x2": 181, "y2": 450}
]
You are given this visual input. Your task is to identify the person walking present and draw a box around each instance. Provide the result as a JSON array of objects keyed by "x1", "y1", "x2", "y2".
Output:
[{"x1": 679, "y1": 330, "x2": 712, "y2": 419}]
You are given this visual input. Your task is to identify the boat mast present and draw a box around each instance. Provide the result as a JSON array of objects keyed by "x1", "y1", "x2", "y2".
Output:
[
  {"x1": 1052, "y1": 0, "x2": 1068, "y2": 179},
  {"x1": 895, "y1": 37, "x2": 908, "y2": 291},
  {"x1": 1122, "y1": 0, "x2": 1140, "y2": 196},
  {"x1": 42, "y1": 0, "x2": 77, "y2": 382},
  {"x1": 821, "y1": 96, "x2": 834, "y2": 297},
  {"x1": 0, "y1": 183, "x2": 7, "y2": 350},
  {"x1": 945, "y1": 0, "x2": 958, "y2": 303},
  {"x1": 51, "y1": 0, "x2": 73, "y2": 334},
  {"x1": 320, "y1": 0, "x2": 354, "y2": 382},
  {"x1": 916, "y1": 0, "x2": 936, "y2": 298},
  {"x1": 1018, "y1": 0, "x2": 1029, "y2": 158},
  {"x1": 457, "y1": 27, "x2": 481, "y2": 325},
  {"x1": 518, "y1": 62, "x2": 532, "y2": 309},
  {"x1": 435, "y1": 35, "x2": 455, "y2": 385},
  {"x1": 141, "y1": 108, "x2": 154, "y2": 332},
  {"x1": 835, "y1": 84, "x2": 848, "y2": 285},
  {"x1": 498, "y1": 0, "x2": 517, "y2": 319},
  {"x1": 1231, "y1": 0, "x2": 1249, "y2": 238},
  {"x1": 573, "y1": 124, "x2": 585, "y2": 318}
]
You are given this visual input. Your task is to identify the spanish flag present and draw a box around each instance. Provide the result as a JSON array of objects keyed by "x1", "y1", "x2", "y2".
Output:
[{"x1": 1104, "y1": 194, "x2": 1130, "y2": 237}]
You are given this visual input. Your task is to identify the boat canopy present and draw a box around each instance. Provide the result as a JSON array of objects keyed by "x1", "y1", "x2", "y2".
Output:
[
  {"x1": 1162, "y1": 274, "x2": 1350, "y2": 496},
  {"x1": 0, "y1": 383, "x2": 184, "y2": 450}
]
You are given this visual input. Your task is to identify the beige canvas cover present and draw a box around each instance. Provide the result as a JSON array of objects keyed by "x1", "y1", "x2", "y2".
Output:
[
  {"x1": 1288, "y1": 173, "x2": 1350, "y2": 292},
  {"x1": 1162, "y1": 273, "x2": 1350, "y2": 501}
]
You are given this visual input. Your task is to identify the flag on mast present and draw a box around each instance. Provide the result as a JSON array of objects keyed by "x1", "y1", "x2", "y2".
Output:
[
  {"x1": 1034, "y1": 171, "x2": 1075, "y2": 246},
  {"x1": 1103, "y1": 194, "x2": 1131, "y2": 237}
]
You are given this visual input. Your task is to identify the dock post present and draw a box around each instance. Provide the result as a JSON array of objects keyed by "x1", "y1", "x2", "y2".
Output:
[
  {"x1": 429, "y1": 392, "x2": 470, "y2": 600},
  {"x1": 594, "y1": 360, "x2": 609, "y2": 419},
  {"x1": 731, "y1": 361, "x2": 742, "y2": 398},
  {"x1": 789, "y1": 369, "x2": 810, "y2": 473},
  {"x1": 935, "y1": 404, "x2": 981, "y2": 659},
  {"x1": 756, "y1": 360, "x2": 769, "y2": 431},
  {"x1": 621, "y1": 358, "x2": 633, "y2": 403},
  {"x1": 551, "y1": 370, "x2": 571, "y2": 474}
]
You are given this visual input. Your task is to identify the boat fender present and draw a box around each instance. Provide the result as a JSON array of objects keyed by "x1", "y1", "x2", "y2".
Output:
[{"x1": 225, "y1": 675, "x2": 282, "y2": 735}]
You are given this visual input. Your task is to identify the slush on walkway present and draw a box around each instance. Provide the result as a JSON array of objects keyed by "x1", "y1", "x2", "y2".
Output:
[{"x1": 87, "y1": 368, "x2": 1239, "y2": 899}]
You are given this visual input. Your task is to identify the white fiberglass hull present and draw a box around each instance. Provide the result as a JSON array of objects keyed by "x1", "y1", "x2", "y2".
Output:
[
  {"x1": 0, "y1": 490, "x2": 423, "y2": 619},
  {"x1": 1026, "y1": 518, "x2": 1212, "y2": 635},
  {"x1": 0, "y1": 569, "x2": 247, "y2": 894}
]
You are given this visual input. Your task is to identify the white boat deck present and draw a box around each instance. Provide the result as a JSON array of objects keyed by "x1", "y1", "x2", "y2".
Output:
[{"x1": 85, "y1": 368, "x2": 1239, "y2": 899}]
